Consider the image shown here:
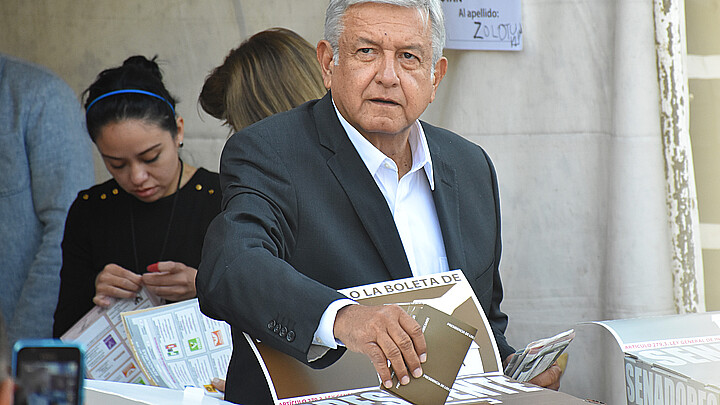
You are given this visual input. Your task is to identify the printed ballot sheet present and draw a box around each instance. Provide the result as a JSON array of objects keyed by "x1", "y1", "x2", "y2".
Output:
[
  {"x1": 297, "y1": 373, "x2": 589, "y2": 405},
  {"x1": 249, "y1": 270, "x2": 504, "y2": 405},
  {"x1": 121, "y1": 298, "x2": 232, "y2": 396},
  {"x1": 61, "y1": 287, "x2": 162, "y2": 384}
]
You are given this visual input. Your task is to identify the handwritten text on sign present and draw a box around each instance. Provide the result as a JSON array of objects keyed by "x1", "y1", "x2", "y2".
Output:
[{"x1": 442, "y1": 0, "x2": 523, "y2": 51}]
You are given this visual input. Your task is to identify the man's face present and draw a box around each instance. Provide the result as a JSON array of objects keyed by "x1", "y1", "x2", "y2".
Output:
[{"x1": 318, "y1": 2, "x2": 447, "y2": 143}]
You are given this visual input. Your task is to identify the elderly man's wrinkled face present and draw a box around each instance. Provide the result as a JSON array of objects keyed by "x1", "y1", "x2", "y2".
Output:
[{"x1": 318, "y1": 2, "x2": 447, "y2": 143}]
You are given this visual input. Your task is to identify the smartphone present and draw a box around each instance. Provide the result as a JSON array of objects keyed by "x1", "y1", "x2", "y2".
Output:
[{"x1": 12, "y1": 339, "x2": 84, "y2": 405}]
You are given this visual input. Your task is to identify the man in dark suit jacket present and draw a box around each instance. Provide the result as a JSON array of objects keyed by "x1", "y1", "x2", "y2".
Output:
[{"x1": 198, "y1": 0, "x2": 561, "y2": 403}]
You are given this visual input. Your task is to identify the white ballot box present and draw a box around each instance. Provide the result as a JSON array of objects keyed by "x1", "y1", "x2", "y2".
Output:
[{"x1": 566, "y1": 311, "x2": 720, "y2": 405}]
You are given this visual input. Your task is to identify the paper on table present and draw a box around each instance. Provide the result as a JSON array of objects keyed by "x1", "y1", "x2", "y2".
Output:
[
  {"x1": 121, "y1": 298, "x2": 232, "y2": 396},
  {"x1": 61, "y1": 287, "x2": 162, "y2": 384}
]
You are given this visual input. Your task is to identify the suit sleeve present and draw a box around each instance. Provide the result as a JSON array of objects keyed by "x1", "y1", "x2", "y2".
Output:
[{"x1": 197, "y1": 128, "x2": 347, "y2": 367}]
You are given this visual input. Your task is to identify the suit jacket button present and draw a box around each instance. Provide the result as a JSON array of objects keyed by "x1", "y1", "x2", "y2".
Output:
[
  {"x1": 286, "y1": 330, "x2": 295, "y2": 342},
  {"x1": 267, "y1": 320, "x2": 276, "y2": 330},
  {"x1": 279, "y1": 326, "x2": 288, "y2": 337},
  {"x1": 273, "y1": 324, "x2": 281, "y2": 334}
]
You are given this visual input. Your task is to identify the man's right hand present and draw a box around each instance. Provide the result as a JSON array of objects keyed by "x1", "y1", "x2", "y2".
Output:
[
  {"x1": 333, "y1": 304, "x2": 427, "y2": 389},
  {"x1": 93, "y1": 264, "x2": 142, "y2": 307}
]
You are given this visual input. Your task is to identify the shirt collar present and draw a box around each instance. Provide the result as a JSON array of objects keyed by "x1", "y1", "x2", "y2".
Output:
[{"x1": 332, "y1": 99, "x2": 435, "y2": 190}]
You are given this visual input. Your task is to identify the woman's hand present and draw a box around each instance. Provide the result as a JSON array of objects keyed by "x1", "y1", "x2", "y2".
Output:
[
  {"x1": 94, "y1": 264, "x2": 143, "y2": 307},
  {"x1": 141, "y1": 261, "x2": 197, "y2": 301}
]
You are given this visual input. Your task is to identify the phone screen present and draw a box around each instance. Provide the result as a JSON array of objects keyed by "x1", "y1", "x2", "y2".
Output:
[{"x1": 14, "y1": 345, "x2": 83, "y2": 405}]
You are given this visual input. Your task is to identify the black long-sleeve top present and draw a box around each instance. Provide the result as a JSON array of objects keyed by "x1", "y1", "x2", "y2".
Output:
[{"x1": 53, "y1": 168, "x2": 221, "y2": 337}]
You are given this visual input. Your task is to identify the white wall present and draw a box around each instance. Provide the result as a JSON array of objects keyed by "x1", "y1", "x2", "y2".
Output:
[
  {"x1": 0, "y1": 0, "x2": 677, "y2": 402},
  {"x1": 686, "y1": 0, "x2": 720, "y2": 312},
  {"x1": 424, "y1": 2, "x2": 675, "y2": 401}
]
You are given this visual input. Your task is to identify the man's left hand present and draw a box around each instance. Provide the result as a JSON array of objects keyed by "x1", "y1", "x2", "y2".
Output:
[
  {"x1": 504, "y1": 355, "x2": 563, "y2": 391},
  {"x1": 528, "y1": 362, "x2": 562, "y2": 390}
]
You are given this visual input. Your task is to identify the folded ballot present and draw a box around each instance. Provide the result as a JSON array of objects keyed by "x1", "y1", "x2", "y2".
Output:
[{"x1": 382, "y1": 304, "x2": 477, "y2": 405}]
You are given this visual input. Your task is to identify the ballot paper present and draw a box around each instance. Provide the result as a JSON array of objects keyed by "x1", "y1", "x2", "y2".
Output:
[
  {"x1": 382, "y1": 304, "x2": 477, "y2": 405},
  {"x1": 120, "y1": 298, "x2": 232, "y2": 397},
  {"x1": 249, "y1": 270, "x2": 504, "y2": 405},
  {"x1": 61, "y1": 287, "x2": 162, "y2": 384}
]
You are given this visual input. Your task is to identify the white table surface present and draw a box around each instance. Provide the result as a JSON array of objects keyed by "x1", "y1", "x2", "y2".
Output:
[{"x1": 84, "y1": 380, "x2": 234, "y2": 405}]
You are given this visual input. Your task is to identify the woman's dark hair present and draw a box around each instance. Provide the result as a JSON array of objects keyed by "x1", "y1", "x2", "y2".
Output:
[{"x1": 83, "y1": 55, "x2": 178, "y2": 142}]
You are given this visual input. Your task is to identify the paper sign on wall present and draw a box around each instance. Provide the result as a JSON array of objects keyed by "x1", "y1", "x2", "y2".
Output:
[{"x1": 442, "y1": 0, "x2": 523, "y2": 51}]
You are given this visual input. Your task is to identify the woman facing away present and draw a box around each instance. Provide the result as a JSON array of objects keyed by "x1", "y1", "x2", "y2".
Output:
[
  {"x1": 199, "y1": 27, "x2": 327, "y2": 133},
  {"x1": 53, "y1": 55, "x2": 221, "y2": 337}
]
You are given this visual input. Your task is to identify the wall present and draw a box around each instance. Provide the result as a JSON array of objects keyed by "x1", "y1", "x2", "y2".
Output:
[
  {"x1": 686, "y1": 0, "x2": 720, "y2": 312},
  {"x1": 0, "y1": 0, "x2": 327, "y2": 181},
  {"x1": 0, "y1": 0, "x2": 679, "y2": 402}
]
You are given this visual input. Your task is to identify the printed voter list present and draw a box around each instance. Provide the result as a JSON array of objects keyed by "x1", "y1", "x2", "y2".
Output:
[{"x1": 441, "y1": 0, "x2": 523, "y2": 51}]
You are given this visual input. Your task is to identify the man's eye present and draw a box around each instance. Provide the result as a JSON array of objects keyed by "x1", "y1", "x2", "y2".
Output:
[
  {"x1": 403, "y1": 52, "x2": 416, "y2": 60},
  {"x1": 358, "y1": 48, "x2": 372, "y2": 54}
]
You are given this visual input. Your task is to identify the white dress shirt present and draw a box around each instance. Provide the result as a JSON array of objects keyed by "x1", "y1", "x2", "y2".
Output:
[{"x1": 310, "y1": 102, "x2": 448, "y2": 354}]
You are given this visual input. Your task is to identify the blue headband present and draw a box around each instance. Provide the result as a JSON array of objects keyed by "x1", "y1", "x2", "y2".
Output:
[{"x1": 86, "y1": 89, "x2": 175, "y2": 115}]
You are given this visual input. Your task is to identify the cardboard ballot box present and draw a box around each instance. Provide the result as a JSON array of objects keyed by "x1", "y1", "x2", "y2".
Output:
[
  {"x1": 592, "y1": 311, "x2": 720, "y2": 405},
  {"x1": 249, "y1": 271, "x2": 589, "y2": 405},
  {"x1": 248, "y1": 271, "x2": 502, "y2": 404}
]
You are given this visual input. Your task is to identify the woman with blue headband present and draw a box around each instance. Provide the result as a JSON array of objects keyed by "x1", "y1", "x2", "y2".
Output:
[{"x1": 53, "y1": 56, "x2": 221, "y2": 337}]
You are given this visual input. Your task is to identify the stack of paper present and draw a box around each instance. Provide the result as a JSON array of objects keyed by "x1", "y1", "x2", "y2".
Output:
[{"x1": 504, "y1": 329, "x2": 575, "y2": 382}]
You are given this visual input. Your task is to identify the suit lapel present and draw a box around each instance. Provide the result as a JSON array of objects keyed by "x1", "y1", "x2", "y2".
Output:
[
  {"x1": 313, "y1": 94, "x2": 413, "y2": 281},
  {"x1": 425, "y1": 126, "x2": 467, "y2": 272}
]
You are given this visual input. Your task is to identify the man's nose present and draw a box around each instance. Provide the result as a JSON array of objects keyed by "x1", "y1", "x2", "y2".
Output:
[{"x1": 376, "y1": 52, "x2": 400, "y2": 86}]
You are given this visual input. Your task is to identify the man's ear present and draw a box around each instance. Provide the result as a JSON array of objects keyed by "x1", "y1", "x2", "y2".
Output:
[
  {"x1": 316, "y1": 40, "x2": 335, "y2": 90},
  {"x1": 429, "y1": 56, "x2": 448, "y2": 103}
]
